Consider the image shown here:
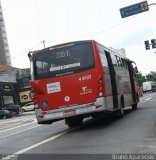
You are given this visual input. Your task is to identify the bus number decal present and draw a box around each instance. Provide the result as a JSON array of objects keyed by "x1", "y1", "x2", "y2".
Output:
[
  {"x1": 55, "y1": 50, "x2": 71, "y2": 59},
  {"x1": 47, "y1": 82, "x2": 61, "y2": 94},
  {"x1": 79, "y1": 75, "x2": 92, "y2": 81}
]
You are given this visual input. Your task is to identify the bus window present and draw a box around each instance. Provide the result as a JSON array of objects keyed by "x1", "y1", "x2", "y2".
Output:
[
  {"x1": 96, "y1": 43, "x2": 108, "y2": 67},
  {"x1": 121, "y1": 58, "x2": 126, "y2": 69},
  {"x1": 99, "y1": 53, "x2": 108, "y2": 67},
  {"x1": 33, "y1": 42, "x2": 95, "y2": 80},
  {"x1": 115, "y1": 56, "x2": 121, "y2": 67},
  {"x1": 110, "y1": 54, "x2": 118, "y2": 66},
  {"x1": 36, "y1": 61, "x2": 48, "y2": 73},
  {"x1": 123, "y1": 59, "x2": 128, "y2": 69}
]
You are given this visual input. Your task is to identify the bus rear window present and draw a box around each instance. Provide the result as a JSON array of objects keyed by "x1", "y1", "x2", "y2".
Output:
[{"x1": 33, "y1": 42, "x2": 95, "y2": 80}]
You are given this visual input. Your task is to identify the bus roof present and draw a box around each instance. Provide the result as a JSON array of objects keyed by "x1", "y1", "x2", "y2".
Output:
[{"x1": 30, "y1": 40, "x2": 129, "y2": 61}]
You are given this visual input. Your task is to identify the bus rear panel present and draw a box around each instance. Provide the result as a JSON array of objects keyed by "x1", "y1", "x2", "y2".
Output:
[{"x1": 30, "y1": 41, "x2": 107, "y2": 124}]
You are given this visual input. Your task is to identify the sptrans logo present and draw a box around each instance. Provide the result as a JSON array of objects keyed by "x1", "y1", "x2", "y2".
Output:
[{"x1": 80, "y1": 86, "x2": 92, "y2": 95}]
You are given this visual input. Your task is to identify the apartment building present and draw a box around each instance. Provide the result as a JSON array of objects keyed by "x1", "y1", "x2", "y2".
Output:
[{"x1": 0, "y1": 1, "x2": 11, "y2": 66}]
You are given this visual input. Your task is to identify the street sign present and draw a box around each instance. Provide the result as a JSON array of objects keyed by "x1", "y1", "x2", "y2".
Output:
[{"x1": 120, "y1": 1, "x2": 149, "y2": 18}]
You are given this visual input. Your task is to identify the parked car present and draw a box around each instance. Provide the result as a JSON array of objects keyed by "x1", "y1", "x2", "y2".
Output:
[
  {"x1": 0, "y1": 110, "x2": 12, "y2": 119},
  {"x1": 2, "y1": 104, "x2": 21, "y2": 116},
  {"x1": 22, "y1": 102, "x2": 35, "y2": 112}
]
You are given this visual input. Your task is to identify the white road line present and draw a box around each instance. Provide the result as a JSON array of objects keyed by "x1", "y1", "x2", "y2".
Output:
[
  {"x1": 14, "y1": 130, "x2": 70, "y2": 154},
  {"x1": 144, "y1": 97, "x2": 152, "y2": 101},
  {"x1": 137, "y1": 144, "x2": 156, "y2": 149},
  {"x1": 0, "y1": 125, "x2": 40, "y2": 139},
  {"x1": 140, "y1": 96, "x2": 153, "y2": 102},
  {"x1": 1, "y1": 118, "x2": 35, "y2": 124},
  {"x1": 0, "y1": 122, "x2": 24, "y2": 130},
  {"x1": 0, "y1": 120, "x2": 37, "y2": 133}
]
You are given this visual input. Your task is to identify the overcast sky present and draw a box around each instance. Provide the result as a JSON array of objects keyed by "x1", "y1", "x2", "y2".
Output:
[{"x1": 1, "y1": 0, "x2": 156, "y2": 75}]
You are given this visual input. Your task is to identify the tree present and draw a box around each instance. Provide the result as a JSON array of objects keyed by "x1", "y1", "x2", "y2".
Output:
[
  {"x1": 136, "y1": 71, "x2": 156, "y2": 87},
  {"x1": 146, "y1": 71, "x2": 156, "y2": 81},
  {"x1": 136, "y1": 72, "x2": 146, "y2": 87}
]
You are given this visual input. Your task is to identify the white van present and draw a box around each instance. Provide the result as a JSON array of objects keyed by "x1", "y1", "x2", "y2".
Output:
[{"x1": 143, "y1": 81, "x2": 155, "y2": 93}]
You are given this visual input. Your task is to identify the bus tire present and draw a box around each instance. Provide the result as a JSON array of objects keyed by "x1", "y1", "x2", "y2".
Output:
[
  {"x1": 132, "y1": 103, "x2": 138, "y2": 110},
  {"x1": 117, "y1": 107, "x2": 124, "y2": 118},
  {"x1": 116, "y1": 98, "x2": 124, "y2": 118},
  {"x1": 65, "y1": 117, "x2": 83, "y2": 128}
]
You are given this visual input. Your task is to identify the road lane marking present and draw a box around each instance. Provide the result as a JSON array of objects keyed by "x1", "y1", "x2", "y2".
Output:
[
  {"x1": 144, "y1": 97, "x2": 152, "y2": 101},
  {"x1": 0, "y1": 120, "x2": 37, "y2": 133},
  {"x1": 140, "y1": 96, "x2": 153, "y2": 102},
  {"x1": 0, "y1": 122, "x2": 22, "y2": 130},
  {"x1": 0, "y1": 124, "x2": 40, "y2": 139},
  {"x1": 137, "y1": 144, "x2": 156, "y2": 149},
  {"x1": 14, "y1": 130, "x2": 70, "y2": 154},
  {"x1": 0, "y1": 117, "x2": 35, "y2": 124}
]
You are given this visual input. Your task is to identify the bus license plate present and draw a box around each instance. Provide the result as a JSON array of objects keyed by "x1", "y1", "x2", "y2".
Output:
[{"x1": 63, "y1": 109, "x2": 76, "y2": 116}]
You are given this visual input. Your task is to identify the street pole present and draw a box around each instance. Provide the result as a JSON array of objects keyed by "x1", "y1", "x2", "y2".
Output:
[
  {"x1": 42, "y1": 40, "x2": 46, "y2": 49},
  {"x1": 148, "y1": 3, "x2": 156, "y2": 6}
]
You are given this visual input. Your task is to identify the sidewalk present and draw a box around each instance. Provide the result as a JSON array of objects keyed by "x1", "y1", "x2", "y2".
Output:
[
  {"x1": 0, "y1": 113, "x2": 36, "y2": 131},
  {"x1": 21, "y1": 111, "x2": 35, "y2": 116}
]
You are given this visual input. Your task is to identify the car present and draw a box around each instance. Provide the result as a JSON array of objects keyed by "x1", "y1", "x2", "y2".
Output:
[
  {"x1": 0, "y1": 110, "x2": 12, "y2": 119},
  {"x1": 22, "y1": 102, "x2": 35, "y2": 112},
  {"x1": 2, "y1": 104, "x2": 21, "y2": 116}
]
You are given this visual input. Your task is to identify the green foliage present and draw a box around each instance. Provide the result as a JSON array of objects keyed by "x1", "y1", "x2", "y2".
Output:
[
  {"x1": 136, "y1": 71, "x2": 156, "y2": 86},
  {"x1": 136, "y1": 72, "x2": 145, "y2": 87},
  {"x1": 146, "y1": 71, "x2": 156, "y2": 81}
]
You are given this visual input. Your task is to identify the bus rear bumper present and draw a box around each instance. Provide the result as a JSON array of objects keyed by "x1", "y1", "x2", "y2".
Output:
[{"x1": 35, "y1": 101, "x2": 107, "y2": 124}]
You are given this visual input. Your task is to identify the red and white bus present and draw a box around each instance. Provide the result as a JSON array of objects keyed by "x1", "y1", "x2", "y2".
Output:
[{"x1": 28, "y1": 40, "x2": 139, "y2": 127}]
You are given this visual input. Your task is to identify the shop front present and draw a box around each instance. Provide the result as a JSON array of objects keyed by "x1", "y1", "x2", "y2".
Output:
[
  {"x1": 18, "y1": 85, "x2": 33, "y2": 107},
  {"x1": 0, "y1": 82, "x2": 20, "y2": 108}
]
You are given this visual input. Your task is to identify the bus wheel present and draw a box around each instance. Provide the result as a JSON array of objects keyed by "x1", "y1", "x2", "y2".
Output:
[
  {"x1": 117, "y1": 107, "x2": 124, "y2": 118},
  {"x1": 132, "y1": 103, "x2": 138, "y2": 110},
  {"x1": 116, "y1": 100, "x2": 124, "y2": 118},
  {"x1": 65, "y1": 117, "x2": 83, "y2": 128}
]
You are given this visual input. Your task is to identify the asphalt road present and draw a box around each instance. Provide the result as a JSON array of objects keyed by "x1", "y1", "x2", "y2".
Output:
[{"x1": 0, "y1": 92, "x2": 156, "y2": 160}]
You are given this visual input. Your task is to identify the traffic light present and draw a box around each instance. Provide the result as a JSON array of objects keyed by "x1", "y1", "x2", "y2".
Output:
[
  {"x1": 151, "y1": 39, "x2": 156, "y2": 49},
  {"x1": 144, "y1": 40, "x2": 150, "y2": 50}
]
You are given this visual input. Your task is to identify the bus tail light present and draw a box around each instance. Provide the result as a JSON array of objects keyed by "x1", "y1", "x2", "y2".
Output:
[
  {"x1": 38, "y1": 111, "x2": 46, "y2": 119},
  {"x1": 98, "y1": 86, "x2": 103, "y2": 91},
  {"x1": 31, "y1": 92, "x2": 39, "y2": 108},
  {"x1": 97, "y1": 77, "x2": 104, "y2": 97}
]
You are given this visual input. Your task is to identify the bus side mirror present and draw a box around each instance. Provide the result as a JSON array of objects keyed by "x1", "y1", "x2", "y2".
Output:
[
  {"x1": 134, "y1": 66, "x2": 138, "y2": 73},
  {"x1": 28, "y1": 52, "x2": 32, "y2": 61}
]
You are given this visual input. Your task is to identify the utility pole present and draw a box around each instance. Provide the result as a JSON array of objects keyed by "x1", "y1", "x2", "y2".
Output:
[
  {"x1": 42, "y1": 40, "x2": 46, "y2": 49},
  {"x1": 148, "y1": 3, "x2": 156, "y2": 6}
]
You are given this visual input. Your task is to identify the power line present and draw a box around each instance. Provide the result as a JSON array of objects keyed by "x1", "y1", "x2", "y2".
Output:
[
  {"x1": 0, "y1": 13, "x2": 141, "y2": 65},
  {"x1": 72, "y1": 16, "x2": 136, "y2": 40},
  {"x1": 0, "y1": 41, "x2": 43, "y2": 65}
]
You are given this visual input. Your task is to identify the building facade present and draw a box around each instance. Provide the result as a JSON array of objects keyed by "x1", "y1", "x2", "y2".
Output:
[
  {"x1": 0, "y1": 82, "x2": 19, "y2": 108},
  {"x1": 0, "y1": 1, "x2": 11, "y2": 66},
  {"x1": 0, "y1": 66, "x2": 32, "y2": 109},
  {"x1": 0, "y1": 66, "x2": 18, "y2": 108},
  {"x1": 16, "y1": 68, "x2": 33, "y2": 107}
]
